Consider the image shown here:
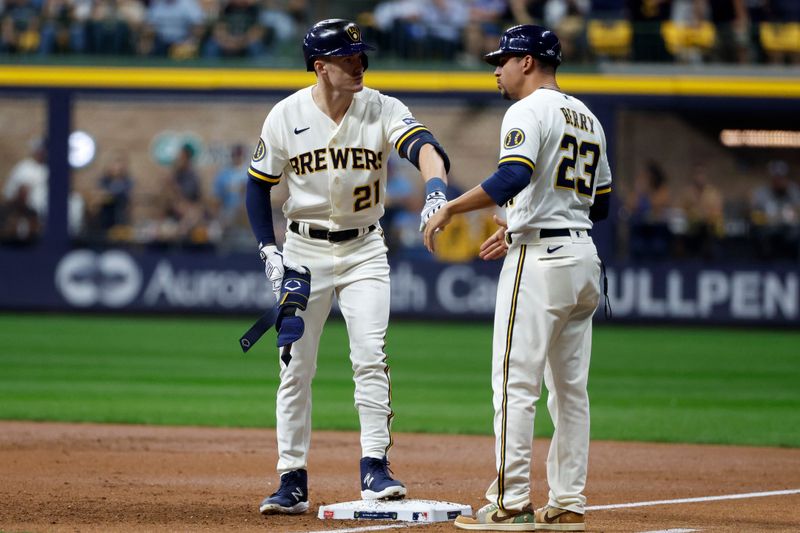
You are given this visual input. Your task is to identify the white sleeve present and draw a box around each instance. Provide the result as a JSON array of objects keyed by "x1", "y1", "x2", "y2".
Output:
[
  {"x1": 497, "y1": 104, "x2": 538, "y2": 173},
  {"x1": 382, "y1": 95, "x2": 429, "y2": 156},
  {"x1": 248, "y1": 109, "x2": 286, "y2": 185}
]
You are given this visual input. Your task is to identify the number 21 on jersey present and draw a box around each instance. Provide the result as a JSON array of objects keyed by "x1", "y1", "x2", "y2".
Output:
[{"x1": 353, "y1": 179, "x2": 380, "y2": 212}]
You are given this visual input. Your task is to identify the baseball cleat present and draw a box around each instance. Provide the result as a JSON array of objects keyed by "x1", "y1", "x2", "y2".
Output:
[
  {"x1": 259, "y1": 469, "x2": 309, "y2": 515},
  {"x1": 359, "y1": 456, "x2": 407, "y2": 500},
  {"x1": 534, "y1": 505, "x2": 585, "y2": 531},
  {"x1": 454, "y1": 502, "x2": 536, "y2": 530}
]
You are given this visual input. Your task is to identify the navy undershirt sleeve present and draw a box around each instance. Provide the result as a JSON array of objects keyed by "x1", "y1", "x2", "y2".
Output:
[
  {"x1": 589, "y1": 192, "x2": 610, "y2": 222},
  {"x1": 245, "y1": 177, "x2": 277, "y2": 246},
  {"x1": 480, "y1": 163, "x2": 533, "y2": 206}
]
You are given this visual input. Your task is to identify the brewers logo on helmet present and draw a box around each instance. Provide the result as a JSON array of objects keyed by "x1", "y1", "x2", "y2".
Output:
[{"x1": 303, "y1": 19, "x2": 375, "y2": 72}]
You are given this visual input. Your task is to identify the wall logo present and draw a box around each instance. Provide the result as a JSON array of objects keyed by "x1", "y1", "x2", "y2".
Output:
[{"x1": 55, "y1": 250, "x2": 142, "y2": 308}]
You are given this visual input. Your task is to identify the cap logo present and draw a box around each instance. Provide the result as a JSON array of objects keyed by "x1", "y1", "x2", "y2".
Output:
[{"x1": 346, "y1": 26, "x2": 360, "y2": 42}]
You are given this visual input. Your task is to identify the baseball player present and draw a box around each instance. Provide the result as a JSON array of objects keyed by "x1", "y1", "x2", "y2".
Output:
[
  {"x1": 423, "y1": 25, "x2": 612, "y2": 531},
  {"x1": 245, "y1": 19, "x2": 450, "y2": 515}
]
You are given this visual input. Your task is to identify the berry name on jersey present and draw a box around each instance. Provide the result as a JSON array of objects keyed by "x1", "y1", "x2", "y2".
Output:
[
  {"x1": 289, "y1": 147, "x2": 384, "y2": 176},
  {"x1": 559, "y1": 107, "x2": 595, "y2": 134}
]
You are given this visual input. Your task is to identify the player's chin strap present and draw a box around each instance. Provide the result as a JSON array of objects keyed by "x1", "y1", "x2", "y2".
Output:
[{"x1": 600, "y1": 259, "x2": 612, "y2": 319}]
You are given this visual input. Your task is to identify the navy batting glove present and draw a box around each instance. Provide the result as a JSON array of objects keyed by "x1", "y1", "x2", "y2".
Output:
[
  {"x1": 275, "y1": 266, "x2": 311, "y2": 347},
  {"x1": 276, "y1": 313, "x2": 305, "y2": 347}
]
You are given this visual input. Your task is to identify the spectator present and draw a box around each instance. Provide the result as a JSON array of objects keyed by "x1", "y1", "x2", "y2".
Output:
[
  {"x1": 706, "y1": 0, "x2": 750, "y2": 63},
  {"x1": 137, "y1": 0, "x2": 205, "y2": 58},
  {"x1": 677, "y1": 162, "x2": 724, "y2": 259},
  {"x1": 510, "y1": 0, "x2": 589, "y2": 60},
  {"x1": 509, "y1": 0, "x2": 545, "y2": 24},
  {"x1": 211, "y1": 143, "x2": 248, "y2": 232},
  {"x1": 159, "y1": 143, "x2": 216, "y2": 245},
  {"x1": 260, "y1": 0, "x2": 308, "y2": 52},
  {"x1": 86, "y1": 0, "x2": 144, "y2": 55},
  {"x1": 373, "y1": 0, "x2": 469, "y2": 60},
  {"x1": 628, "y1": 0, "x2": 673, "y2": 61},
  {"x1": 39, "y1": 0, "x2": 89, "y2": 54},
  {"x1": 0, "y1": 0, "x2": 41, "y2": 54},
  {"x1": 750, "y1": 159, "x2": 800, "y2": 260},
  {"x1": 461, "y1": 0, "x2": 508, "y2": 65},
  {"x1": 94, "y1": 151, "x2": 134, "y2": 237},
  {"x1": 625, "y1": 159, "x2": 673, "y2": 259},
  {"x1": 2, "y1": 138, "x2": 48, "y2": 221},
  {"x1": 203, "y1": 0, "x2": 264, "y2": 58},
  {"x1": 0, "y1": 183, "x2": 41, "y2": 243}
]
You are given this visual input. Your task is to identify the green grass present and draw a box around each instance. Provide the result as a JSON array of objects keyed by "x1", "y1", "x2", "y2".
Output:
[{"x1": 0, "y1": 313, "x2": 798, "y2": 447}]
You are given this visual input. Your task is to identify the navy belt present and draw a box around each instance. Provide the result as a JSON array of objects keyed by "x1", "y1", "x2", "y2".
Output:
[
  {"x1": 540, "y1": 228, "x2": 590, "y2": 238},
  {"x1": 505, "y1": 228, "x2": 590, "y2": 245},
  {"x1": 289, "y1": 221, "x2": 376, "y2": 243}
]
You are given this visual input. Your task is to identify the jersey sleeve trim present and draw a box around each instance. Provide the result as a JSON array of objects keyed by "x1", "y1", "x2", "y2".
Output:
[
  {"x1": 498, "y1": 155, "x2": 535, "y2": 171},
  {"x1": 595, "y1": 185, "x2": 612, "y2": 195},
  {"x1": 394, "y1": 125, "x2": 430, "y2": 152},
  {"x1": 248, "y1": 165, "x2": 280, "y2": 184}
]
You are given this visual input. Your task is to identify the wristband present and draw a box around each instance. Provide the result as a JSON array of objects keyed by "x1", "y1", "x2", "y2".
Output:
[{"x1": 425, "y1": 177, "x2": 446, "y2": 196}]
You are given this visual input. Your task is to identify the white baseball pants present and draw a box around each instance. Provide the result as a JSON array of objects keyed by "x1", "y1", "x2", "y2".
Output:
[
  {"x1": 276, "y1": 229, "x2": 394, "y2": 473},
  {"x1": 486, "y1": 231, "x2": 601, "y2": 514}
]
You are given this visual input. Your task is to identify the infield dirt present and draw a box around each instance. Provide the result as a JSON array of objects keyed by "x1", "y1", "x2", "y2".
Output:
[{"x1": 1, "y1": 421, "x2": 798, "y2": 532}]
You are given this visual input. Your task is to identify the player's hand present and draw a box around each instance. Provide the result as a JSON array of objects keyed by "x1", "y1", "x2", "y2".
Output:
[
  {"x1": 479, "y1": 215, "x2": 509, "y2": 261},
  {"x1": 423, "y1": 204, "x2": 452, "y2": 253},
  {"x1": 419, "y1": 190, "x2": 447, "y2": 231},
  {"x1": 259, "y1": 244, "x2": 285, "y2": 301}
]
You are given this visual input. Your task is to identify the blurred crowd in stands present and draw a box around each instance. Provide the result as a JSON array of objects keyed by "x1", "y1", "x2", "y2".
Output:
[
  {"x1": 0, "y1": 0, "x2": 798, "y2": 64},
  {"x1": 618, "y1": 157, "x2": 800, "y2": 262},
  {"x1": 2, "y1": 134, "x2": 800, "y2": 263}
]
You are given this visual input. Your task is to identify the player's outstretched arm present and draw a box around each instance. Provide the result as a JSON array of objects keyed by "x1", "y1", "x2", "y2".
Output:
[
  {"x1": 417, "y1": 143, "x2": 449, "y2": 231},
  {"x1": 478, "y1": 215, "x2": 509, "y2": 261}
]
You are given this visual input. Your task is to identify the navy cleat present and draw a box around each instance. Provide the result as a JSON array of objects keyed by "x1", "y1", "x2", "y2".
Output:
[
  {"x1": 259, "y1": 469, "x2": 309, "y2": 515},
  {"x1": 360, "y1": 456, "x2": 407, "y2": 500}
]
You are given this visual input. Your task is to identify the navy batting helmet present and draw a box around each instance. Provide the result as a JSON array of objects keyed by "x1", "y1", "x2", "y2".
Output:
[
  {"x1": 303, "y1": 19, "x2": 375, "y2": 72},
  {"x1": 484, "y1": 25, "x2": 562, "y2": 67}
]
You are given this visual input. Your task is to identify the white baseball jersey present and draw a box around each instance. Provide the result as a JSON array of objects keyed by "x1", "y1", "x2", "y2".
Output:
[
  {"x1": 497, "y1": 88, "x2": 612, "y2": 233},
  {"x1": 248, "y1": 85, "x2": 426, "y2": 230},
  {"x1": 486, "y1": 88, "x2": 612, "y2": 515},
  {"x1": 249, "y1": 84, "x2": 431, "y2": 478}
]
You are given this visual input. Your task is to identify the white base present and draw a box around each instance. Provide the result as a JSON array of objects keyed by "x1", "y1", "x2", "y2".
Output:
[{"x1": 318, "y1": 499, "x2": 473, "y2": 523}]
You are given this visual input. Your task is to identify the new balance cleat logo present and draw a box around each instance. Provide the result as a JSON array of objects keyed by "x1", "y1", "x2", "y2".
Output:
[
  {"x1": 360, "y1": 456, "x2": 406, "y2": 501},
  {"x1": 292, "y1": 487, "x2": 304, "y2": 502}
]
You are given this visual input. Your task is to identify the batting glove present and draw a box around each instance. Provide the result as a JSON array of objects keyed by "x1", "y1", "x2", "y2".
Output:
[
  {"x1": 275, "y1": 267, "x2": 311, "y2": 348},
  {"x1": 259, "y1": 244, "x2": 285, "y2": 301},
  {"x1": 419, "y1": 191, "x2": 448, "y2": 231}
]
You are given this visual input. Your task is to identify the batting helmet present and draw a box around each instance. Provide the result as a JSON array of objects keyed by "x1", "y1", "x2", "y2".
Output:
[
  {"x1": 303, "y1": 19, "x2": 375, "y2": 72},
  {"x1": 484, "y1": 25, "x2": 562, "y2": 67}
]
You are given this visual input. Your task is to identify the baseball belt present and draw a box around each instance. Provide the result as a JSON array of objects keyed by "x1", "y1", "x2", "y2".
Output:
[
  {"x1": 505, "y1": 228, "x2": 591, "y2": 245},
  {"x1": 289, "y1": 221, "x2": 376, "y2": 243}
]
